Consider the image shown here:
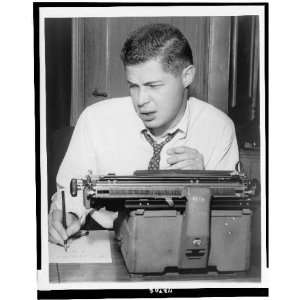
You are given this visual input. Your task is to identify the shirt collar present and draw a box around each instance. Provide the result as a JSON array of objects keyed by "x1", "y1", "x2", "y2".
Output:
[{"x1": 138, "y1": 99, "x2": 190, "y2": 142}]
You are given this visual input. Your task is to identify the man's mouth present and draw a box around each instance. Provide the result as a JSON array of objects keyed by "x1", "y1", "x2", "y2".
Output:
[{"x1": 140, "y1": 111, "x2": 156, "y2": 121}]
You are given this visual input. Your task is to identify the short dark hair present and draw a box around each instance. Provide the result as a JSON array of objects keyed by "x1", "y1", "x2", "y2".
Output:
[{"x1": 120, "y1": 23, "x2": 193, "y2": 75}]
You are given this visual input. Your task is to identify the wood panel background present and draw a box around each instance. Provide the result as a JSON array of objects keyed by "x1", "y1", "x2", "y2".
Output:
[{"x1": 71, "y1": 17, "x2": 232, "y2": 125}]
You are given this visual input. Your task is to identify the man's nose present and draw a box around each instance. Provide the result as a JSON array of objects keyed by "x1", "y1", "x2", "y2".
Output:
[{"x1": 136, "y1": 88, "x2": 150, "y2": 106}]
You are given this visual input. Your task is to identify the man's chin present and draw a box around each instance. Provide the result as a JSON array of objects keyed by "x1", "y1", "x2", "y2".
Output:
[
  {"x1": 143, "y1": 121, "x2": 168, "y2": 136},
  {"x1": 143, "y1": 119, "x2": 159, "y2": 128}
]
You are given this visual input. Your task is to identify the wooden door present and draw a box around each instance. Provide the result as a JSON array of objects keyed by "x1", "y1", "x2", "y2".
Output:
[{"x1": 71, "y1": 17, "x2": 231, "y2": 125}]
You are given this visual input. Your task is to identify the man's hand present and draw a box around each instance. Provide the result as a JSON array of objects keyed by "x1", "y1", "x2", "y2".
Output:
[
  {"x1": 48, "y1": 209, "x2": 81, "y2": 247},
  {"x1": 166, "y1": 146, "x2": 205, "y2": 170}
]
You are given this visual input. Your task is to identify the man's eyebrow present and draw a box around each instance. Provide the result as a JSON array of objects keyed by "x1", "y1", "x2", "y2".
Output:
[
  {"x1": 127, "y1": 80, "x2": 139, "y2": 86},
  {"x1": 127, "y1": 80, "x2": 162, "y2": 85},
  {"x1": 144, "y1": 81, "x2": 163, "y2": 85}
]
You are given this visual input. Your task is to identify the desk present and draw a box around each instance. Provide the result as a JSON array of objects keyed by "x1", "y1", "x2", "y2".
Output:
[{"x1": 49, "y1": 231, "x2": 260, "y2": 283}]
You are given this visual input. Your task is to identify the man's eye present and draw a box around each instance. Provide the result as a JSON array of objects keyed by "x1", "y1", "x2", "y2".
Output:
[{"x1": 149, "y1": 85, "x2": 161, "y2": 88}]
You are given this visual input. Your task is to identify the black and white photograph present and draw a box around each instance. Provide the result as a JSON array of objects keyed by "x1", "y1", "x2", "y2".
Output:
[
  {"x1": 6, "y1": 1, "x2": 300, "y2": 300},
  {"x1": 35, "y1": 3, "x2": 268, "y2": 298}
]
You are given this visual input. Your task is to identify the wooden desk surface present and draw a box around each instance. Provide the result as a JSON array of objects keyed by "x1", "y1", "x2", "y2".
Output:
[{"x1": 49, "y1": 231, "x2": 260, "y2": 283}]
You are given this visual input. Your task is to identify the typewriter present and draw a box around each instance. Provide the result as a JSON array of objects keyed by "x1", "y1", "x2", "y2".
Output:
[{"x1": 70, "y1": 170, "x2": 258, "y2": 274}]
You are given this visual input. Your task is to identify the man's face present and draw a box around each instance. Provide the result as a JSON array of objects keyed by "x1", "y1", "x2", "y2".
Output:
[{"x1": 125, "y1": 59, "x2": 187, "y2": 136}]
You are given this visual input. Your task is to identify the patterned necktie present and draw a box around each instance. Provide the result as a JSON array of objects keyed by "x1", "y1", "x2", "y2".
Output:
[{"x1": 142, "y1": 129, "x2": 178, "y2": 170}]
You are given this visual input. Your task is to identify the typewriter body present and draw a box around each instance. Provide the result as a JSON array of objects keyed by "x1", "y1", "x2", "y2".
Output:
[{"x1": 70, "y1": 170, "x2": 257, "y2": 274}]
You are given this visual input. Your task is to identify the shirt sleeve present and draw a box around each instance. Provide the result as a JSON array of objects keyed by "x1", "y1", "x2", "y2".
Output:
[
  {"x1": 51, "y1": 108, "x2": 97, "y2": 220},
  {"x1": 206, "y1": 120, "x2": 239, "y2": 171}
]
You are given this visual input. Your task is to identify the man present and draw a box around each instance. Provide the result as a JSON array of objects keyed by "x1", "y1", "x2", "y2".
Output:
[{"x1": 48, "y1": 23, "x2": 239, "y2": 247}]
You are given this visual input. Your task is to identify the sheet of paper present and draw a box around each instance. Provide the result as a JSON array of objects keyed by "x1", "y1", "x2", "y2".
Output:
[{"x1": 49, "y1": 230, "x2": 112, "y2": 263}]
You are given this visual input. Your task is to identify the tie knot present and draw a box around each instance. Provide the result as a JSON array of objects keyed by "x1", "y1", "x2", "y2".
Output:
[
  {"x1": 142, "y1": 129, "x2": 177, "y2": 148},
  {"x1": 142, "y1": 129, "x2": 178, "y2": 170}
]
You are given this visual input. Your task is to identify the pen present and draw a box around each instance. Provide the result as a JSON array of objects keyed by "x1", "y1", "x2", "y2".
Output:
[{"x1": 61, "y1": 190, "x2": 68, "y2": 252}]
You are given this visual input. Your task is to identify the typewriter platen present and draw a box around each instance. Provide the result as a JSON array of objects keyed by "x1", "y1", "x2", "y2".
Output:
[{"x1": 70, "y1": 170, "x2": 258, "y2": 274}]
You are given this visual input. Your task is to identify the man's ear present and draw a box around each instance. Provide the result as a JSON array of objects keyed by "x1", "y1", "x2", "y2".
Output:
[{"x1": 181, "y1": 65, "x2": 196, "y2": 88}]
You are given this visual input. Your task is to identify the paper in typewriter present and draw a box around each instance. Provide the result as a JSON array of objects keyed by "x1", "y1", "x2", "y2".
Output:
[{"x1": 49, "y1": 230, "x2": 112, "y2": 263}]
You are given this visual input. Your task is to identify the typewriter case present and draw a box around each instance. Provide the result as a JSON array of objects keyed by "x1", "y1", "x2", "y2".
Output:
[
  {"x1": 114, "y1": 187, "x2": 252, "y2": 274},
  {"x1": 115, "y1": 209, "x2": 252, "y2": 274}
]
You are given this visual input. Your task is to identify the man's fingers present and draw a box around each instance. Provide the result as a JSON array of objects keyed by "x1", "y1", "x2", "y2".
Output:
[
  {"x1": 167, "y1": 152, "x2": 194, "y2": 165},
  {"x1": 167, "y1": 159, "x2": 195, "y2": 170},
  {"x1": 50, "y1": 210, "x2": 68, "y2": 241},
  {"x1": 166, "y1": 147, "x2": 204, "y2": 169},
  {"x1": 66, "y1": 219, "x2": 81, "y2": 238},
  {"x1": 49, "y1": 209, "x2": 81, "y2": 248},
  {"x1": 51, "y1": 220, "x2": 68, "y2": 241},
  {"x1": 167, "y1": 146, "x2": 199, "y2": 157},
  {"x1": 167, "y1": 146, "x2": 191, "y2": 155},
  {"x1": 48, "y1": 224, "x2": 64, "y2": 245},
  {"x1": 167, "y1": 159, "x2": 204, "y2": 170},
  {"x1": 66, "y1": 212, "x2": 79, "y2": 227},
  {"x1": 167, "y1": 150, "x2": 202, "y2": 164},
  {"x1": 66, "y1": 213, "x2": 81, "y2": 242}
]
